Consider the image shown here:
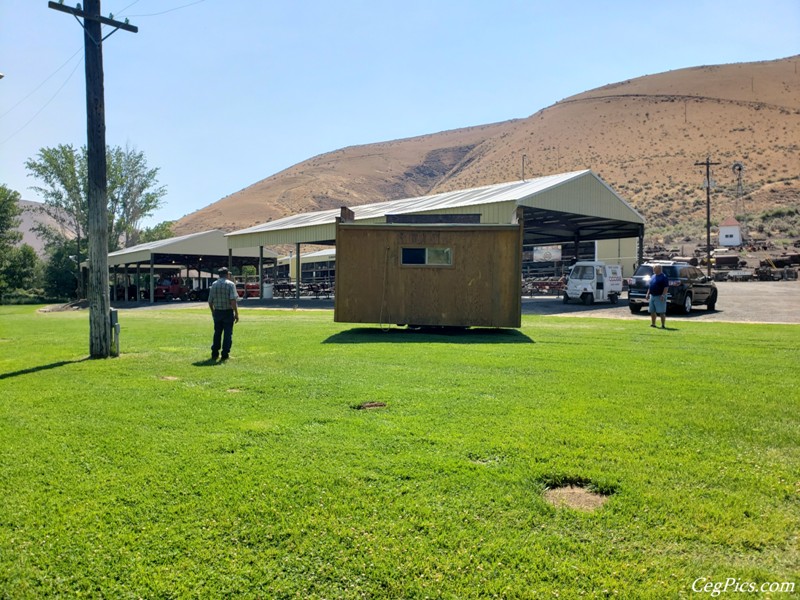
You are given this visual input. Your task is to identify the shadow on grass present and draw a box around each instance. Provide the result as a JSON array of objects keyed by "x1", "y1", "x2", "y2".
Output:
[
  {"x1": 192, "y1": 358, "x2": 222, "y2": 367},
  {"x1": 0, "y1": 357, "x2": 90, "y2": 380},
  {"x1": 324, "y1": 327, "x2": 534, "y2": 344},
  {"x1": 666, "y1": 308, "x2": 721, "y2": 319}
]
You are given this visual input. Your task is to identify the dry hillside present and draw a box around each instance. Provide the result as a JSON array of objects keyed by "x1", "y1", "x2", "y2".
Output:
[
  {"x1": 173, "y1": 122, "x2": 519, "y2": 234},
  {"x1": 175, "y1": 56, "x2": 800, "y2": 245},
  {"x1": 15, "y1": 200, "x2": 71, "y2": 255}
]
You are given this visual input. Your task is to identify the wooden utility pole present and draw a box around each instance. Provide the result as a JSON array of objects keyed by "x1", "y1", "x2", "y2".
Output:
[
  {"x1": 695, "y1": 156, "x2": 721, "y2": 277},
  {"x1": 48, "y1": 1, "x2": 137, "y2": 358}
]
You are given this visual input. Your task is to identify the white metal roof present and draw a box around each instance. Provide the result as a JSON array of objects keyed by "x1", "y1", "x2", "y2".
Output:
[
  {"x1": 106, "y1": 229, "x2": 278, "y2": 266},
  {"x1": 231, "y1": 171, "x2": 585, "y2": 235},
  {"x1": 276, "y1": 248, "x2": 336, "y2": 265},
  {"x1": 226, "y1": 170, "x2": 644, "y2": 248}
]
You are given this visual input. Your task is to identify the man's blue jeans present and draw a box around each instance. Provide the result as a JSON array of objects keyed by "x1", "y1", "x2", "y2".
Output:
[{"x1": 211, "y1": 309, "x2": 235, "y2": 356}]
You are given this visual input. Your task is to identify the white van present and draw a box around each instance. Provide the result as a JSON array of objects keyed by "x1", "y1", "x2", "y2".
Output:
[{"x1": 563, "y1": 261, "x2": 623, "y2": 305}]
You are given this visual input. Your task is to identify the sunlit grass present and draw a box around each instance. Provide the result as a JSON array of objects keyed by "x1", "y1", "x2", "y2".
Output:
[{"x1": 0, "y1": 305, "x2": 798, "y2": 597}]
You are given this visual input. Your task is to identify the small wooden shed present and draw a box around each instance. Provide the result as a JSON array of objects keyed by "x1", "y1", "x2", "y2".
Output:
[{"x1": 334, "y1": 212, "x2": 523, "y2": 328}]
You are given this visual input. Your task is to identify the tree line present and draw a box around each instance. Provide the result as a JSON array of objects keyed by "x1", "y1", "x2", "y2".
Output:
[{"x1": 1, "y1": 144, "x2": 173, "y2": 303}]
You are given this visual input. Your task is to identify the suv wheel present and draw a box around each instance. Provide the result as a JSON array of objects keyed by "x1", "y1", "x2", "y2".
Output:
[
  {"x1": 682, "y1": 293, "x2": 692, "y2": 315},
  {"x1": 706, "y1": 291, "x2": 717, "y2": 311},
  {"x1": 629, "y1": 303, "x2": 642, "y2": 314}
]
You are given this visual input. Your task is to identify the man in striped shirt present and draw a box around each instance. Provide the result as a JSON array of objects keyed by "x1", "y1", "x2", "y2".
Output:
[{"x1": 208, "y1": 267, "x2": 239, "y2": 360}]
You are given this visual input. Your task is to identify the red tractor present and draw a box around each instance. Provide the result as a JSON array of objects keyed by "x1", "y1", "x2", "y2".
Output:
[
  {"x1": 154, "y1": 276, "x2": 190, "y2": 301},
  {"x1": 235, "y1": 278, "x2": 260, "y2": 299}
]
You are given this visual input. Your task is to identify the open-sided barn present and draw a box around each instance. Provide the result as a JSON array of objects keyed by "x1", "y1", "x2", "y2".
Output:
[
  {"x1": 103, "y1": 229, "x2": 277, "y2": 302},
  {"x1": 224, "y1": 170, "x2": 644, "y2": 326}
]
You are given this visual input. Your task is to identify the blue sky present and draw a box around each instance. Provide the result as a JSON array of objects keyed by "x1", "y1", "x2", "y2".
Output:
[{"x1": 1, "y1": 0, "x2": 798, "y2": 227}]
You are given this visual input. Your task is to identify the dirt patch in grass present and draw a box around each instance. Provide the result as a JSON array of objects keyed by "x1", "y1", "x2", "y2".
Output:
[
  {"x1": 544, "y1": 485, "x2": 610, "y2": 512},
  {"x1": 353, "y1": 402, "x2": 387, "y2": 410},
  {"x1": 39, "y1": 300, "x2": 89, "y2": 313},
  {"x1": 159, "y1": 376, "x2": 180, "y2": 381}
]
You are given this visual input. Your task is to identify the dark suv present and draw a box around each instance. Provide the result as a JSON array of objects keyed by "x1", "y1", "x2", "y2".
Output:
[{"x1": 628, "y1": 261, "x2": 718, "y2": 314}]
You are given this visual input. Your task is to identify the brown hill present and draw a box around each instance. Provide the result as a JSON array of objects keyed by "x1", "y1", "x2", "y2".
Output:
[
  {"x1": 174, "y1": 56, "x2": 800, "y2": 245},
  {"x1": 173, "y1": 121, "x2": 520, "y2": 234},
  {"x1": 16, "y1": 199, "x2": 72, "y2": 255}
]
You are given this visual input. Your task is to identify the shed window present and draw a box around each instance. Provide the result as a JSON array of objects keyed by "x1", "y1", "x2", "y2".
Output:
[{"x1": 401, "y1": 247, "x2": 452, "y2": 266}]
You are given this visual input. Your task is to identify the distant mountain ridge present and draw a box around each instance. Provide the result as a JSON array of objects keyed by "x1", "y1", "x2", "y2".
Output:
[
  {"x1": 175, "y1": 56, "x2": 800, "y2": 245},
  {"x1": 15, "y1": 200, "x2": 71, "y2": 255}
]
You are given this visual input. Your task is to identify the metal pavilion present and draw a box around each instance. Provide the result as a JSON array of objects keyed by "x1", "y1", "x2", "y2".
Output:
[
  {"x1": 103, "y1": 229, "x2": 278, "y2": 303},
  {"x1": 224, "y1": 170, "x2": 646, "y2": 299}
]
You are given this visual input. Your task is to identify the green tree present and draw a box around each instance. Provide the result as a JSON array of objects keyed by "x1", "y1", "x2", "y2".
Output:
[
  {"x1": 42, "y1": 240, "x2": 81, "y2": 299},
  {"x1": 0, "y1": 184, "x2": 22, "y2": 249},
  {"x1": 107, "y1": 145, "x2": 167, "y2": 248},
  {"x1": 138, "y1": 220, "x2": 175, "y2": 244},
  {"x1": 26, "y1": 144, "x2": 168, "y2": 293},
  {"x1": 0, "y1": 184, "x2": 23, "y2": 295},
  {"x1": 3, "y1": 244, "x2": 42, "y2": 291},
  {"x1": 25, "y1": 145, "x2": 87, "y2": 294},
  {"x1": 26, "y1": 144, "x2": 167, "y2": 251}
]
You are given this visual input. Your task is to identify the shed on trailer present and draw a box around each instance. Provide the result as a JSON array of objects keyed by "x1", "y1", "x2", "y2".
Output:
[{"x1": 334, "y1": 211, "x2": 523, "y2": 328}]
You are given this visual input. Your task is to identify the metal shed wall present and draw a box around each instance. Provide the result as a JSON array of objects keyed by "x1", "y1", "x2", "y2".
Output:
[{"x1": 596, "y1": 238, "x2": 640, "y2": 276}]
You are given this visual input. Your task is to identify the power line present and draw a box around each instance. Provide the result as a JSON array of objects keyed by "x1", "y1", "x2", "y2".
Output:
[
  {"x1": 0, "y1": 56, "x2": 85, "y2": 146},
  {"x1": 124, "y1": 0, "x2": 206, "y2": 18},
  {"x1": 0, "y1": 47, "x2": 83, "y2": 121},
  {"x1": 1, "y1": 0, "x2": 205, "y2": 147},
  {"x1": 117, "y1": 1, "x2": 142, "y2": 15}
]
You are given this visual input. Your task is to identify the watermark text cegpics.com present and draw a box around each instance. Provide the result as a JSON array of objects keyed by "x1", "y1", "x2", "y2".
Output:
[{"x1": 692, "y1": 577, "x2": 795, "y2": 596}]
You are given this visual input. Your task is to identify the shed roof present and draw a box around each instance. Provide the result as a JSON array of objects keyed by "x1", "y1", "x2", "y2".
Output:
[
  {"x1": 226, "y1": 170, "x2": 644, "y2": 248},
  {"x1": 719, "y1": 217, "x2": 741, "y2": 227}
]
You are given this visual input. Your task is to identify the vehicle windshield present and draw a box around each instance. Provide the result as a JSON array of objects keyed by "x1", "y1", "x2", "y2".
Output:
[
  {"x1": 634, "y1": 265, "x2": 681, "y2": 278},
  {"x1": 570, "y1": 265, "x2": 595, "y2": 280}
]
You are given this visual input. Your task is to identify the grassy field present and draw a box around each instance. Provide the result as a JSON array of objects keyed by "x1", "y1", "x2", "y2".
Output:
[{"x1": 0, "y1": 304, "x2": 798, "y2": 598}]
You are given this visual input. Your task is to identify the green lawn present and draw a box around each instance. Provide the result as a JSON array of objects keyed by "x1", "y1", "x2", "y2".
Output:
[{"x1": 0, "y1": 305, "x2": 798, "y2": 598}]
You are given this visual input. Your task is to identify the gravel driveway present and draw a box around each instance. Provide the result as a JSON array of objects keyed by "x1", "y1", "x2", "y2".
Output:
[
  {"x1": 113, "y1": 281, "x2": 800, "y2": 325},
  {"x1": 521, "y1": 281, "x2": 800, "y2": 324}
]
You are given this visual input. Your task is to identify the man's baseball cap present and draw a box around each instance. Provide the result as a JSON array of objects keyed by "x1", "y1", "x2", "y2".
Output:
[{"x1": 218, "y1": 267, "x2": 229, "y2": 274}]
